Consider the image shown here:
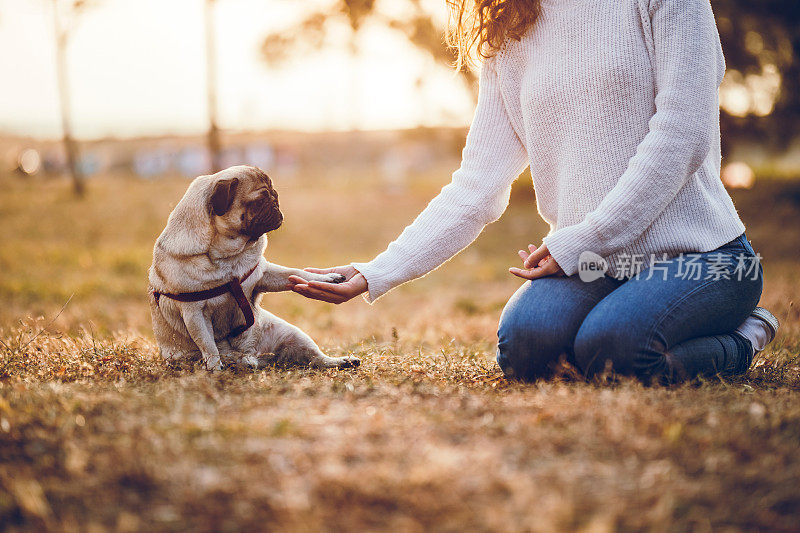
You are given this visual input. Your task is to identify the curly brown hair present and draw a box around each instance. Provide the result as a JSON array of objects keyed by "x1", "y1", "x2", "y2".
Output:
[{"x1": 446, "y1": 0, "x2": 543, "y2": 70}]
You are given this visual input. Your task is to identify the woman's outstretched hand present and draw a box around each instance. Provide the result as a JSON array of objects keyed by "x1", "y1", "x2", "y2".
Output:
[
  {"x1": 510, "y1": 243, "x2": 565, "y2": 280},
  {"x1": 288, "y1": 265, "x2": 368, "y2": 304}
]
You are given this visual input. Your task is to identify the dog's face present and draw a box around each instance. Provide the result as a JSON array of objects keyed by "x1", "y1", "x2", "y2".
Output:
[{"x1": 209, "y1": 166, "x2": 283, "y2": 241}]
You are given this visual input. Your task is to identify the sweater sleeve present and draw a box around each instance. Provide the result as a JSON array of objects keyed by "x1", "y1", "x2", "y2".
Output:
[
  {"x1": 352, "y1": 58, "x2": 529, "y2": 302},
  {"x1": 543, "y1": 0, "x2": 726, "y2": 276}
]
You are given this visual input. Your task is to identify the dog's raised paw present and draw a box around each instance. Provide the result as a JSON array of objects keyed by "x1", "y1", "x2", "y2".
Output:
[{"x1": 325, "y1": 273, "x2": 346, "y2": 284}]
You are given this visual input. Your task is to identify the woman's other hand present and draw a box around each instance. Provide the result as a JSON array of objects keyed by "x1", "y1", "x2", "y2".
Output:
[
  {"x1": 289, "y1": 265, "x2": 368, "y2": 304},
  {"x1": 509, "y1": 243, "x2": 565, "y2": 280}
]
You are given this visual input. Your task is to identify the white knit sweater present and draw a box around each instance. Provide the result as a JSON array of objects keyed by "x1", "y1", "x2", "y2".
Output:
[{"x1": 353, "y1": 0, "x2": 745, "y2": 302}]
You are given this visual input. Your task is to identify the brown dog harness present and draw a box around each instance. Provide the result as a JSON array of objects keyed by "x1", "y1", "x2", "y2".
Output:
[{"x1": 153, "y1": 263, "x2": 259, "y2": 338}]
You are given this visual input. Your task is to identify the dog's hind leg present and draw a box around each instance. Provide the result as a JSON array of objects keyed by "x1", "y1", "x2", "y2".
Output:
[
  {"x1": 254, "y1": 316, "x2": 360, "y2": 369},
  {"x1": 277, "y1": 332, "x2": 361, "y2": 369}
]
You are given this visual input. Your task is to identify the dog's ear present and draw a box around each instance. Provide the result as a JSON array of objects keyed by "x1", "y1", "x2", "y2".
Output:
[
  {"x1": 156, "y1": 175, "x2": 216, "y2": 256},
  {"x1": 209, "y1": 177, "x2": 239, "y2": 216}
]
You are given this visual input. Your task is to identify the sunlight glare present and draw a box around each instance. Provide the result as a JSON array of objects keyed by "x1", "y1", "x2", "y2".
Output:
[{"x1": 721, "y1": 161, "x2": 755, "y2": 189}]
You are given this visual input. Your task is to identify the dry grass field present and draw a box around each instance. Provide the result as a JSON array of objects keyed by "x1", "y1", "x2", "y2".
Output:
[{"x1": 1, "y1": 168, "x2": 799, "y2": 531}]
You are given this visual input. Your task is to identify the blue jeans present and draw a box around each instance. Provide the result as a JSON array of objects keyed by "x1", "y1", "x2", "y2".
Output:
[{"x1": 497, "y1": 233, "x2": 763, "y2": 384}]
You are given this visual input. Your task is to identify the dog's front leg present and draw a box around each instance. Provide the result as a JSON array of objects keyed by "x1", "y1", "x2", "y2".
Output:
[
  {"x1": 214, "y1": 339, "x2": 254, "y2": 368},
  {"x1": 255, "y1": 262, "x2": 345, "y2": 293},
  {"x1": 180, "y1": 304, "x2": 223, "y2": 371}
]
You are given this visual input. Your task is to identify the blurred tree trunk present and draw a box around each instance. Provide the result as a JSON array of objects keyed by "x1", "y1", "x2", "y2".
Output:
[
  {"x1": 347, "y1": 32, "x2": 360, "y2": 130},
  {"x1": 204, "y1": 0, "x2": 221, "y2": 173},
  {"x1": 52, "y1": 0, "x2": 85, "y2": 197}
]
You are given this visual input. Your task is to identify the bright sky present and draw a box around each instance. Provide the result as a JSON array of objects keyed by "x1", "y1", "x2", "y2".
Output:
[{"x1": 0, "y1": 0, "x2": 475, "y2": 140}]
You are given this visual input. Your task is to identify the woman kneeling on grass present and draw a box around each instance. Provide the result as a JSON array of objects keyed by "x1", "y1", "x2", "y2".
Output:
[{"x1": 290, "y1": 0, "x2": 779, "y2": 384}]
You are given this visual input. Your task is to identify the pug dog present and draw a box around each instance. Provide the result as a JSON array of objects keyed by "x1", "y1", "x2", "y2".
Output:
[{"x1": 148, "y1": 165, "x2": 360, "y2": 371}]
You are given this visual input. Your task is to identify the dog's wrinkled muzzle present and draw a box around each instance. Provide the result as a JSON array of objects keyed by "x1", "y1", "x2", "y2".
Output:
[
  {"x1": 265, "y1": 211, "x2": 284, "y2": 232},
  {"x1": 243, "y1": 207, "x2": 283, "y2": 239}
]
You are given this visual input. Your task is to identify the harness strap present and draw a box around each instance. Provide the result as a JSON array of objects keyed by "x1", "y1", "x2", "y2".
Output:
[
  {"x1": 153, "y1": 263, "x2": 259, "y2": 337},
  {"x1": 226, "y1": 278, "x2": 255, "y2": 338}
]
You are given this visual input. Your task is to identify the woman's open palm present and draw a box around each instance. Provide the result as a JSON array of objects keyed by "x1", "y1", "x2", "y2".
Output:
[{"x1": 288, "y1": 265, "x2": 367, "y2": 304}]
